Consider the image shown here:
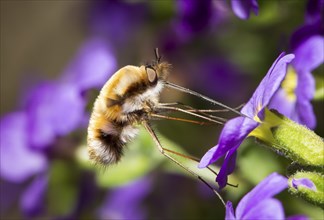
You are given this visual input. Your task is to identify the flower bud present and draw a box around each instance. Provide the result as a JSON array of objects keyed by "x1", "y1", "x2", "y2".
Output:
[{"x1": 288, "y1": 171, "x2": 324, "y2": 207}]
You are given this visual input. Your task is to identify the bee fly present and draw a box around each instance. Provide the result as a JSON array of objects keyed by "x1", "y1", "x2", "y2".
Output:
[{"x1": 87, "y1": 49, "x2": 241, "y2": 204}]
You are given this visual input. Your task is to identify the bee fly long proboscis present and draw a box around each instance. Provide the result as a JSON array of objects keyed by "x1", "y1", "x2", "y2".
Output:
[{"x1": 87, "y1": 48, "x2": 240, "y2": 205}]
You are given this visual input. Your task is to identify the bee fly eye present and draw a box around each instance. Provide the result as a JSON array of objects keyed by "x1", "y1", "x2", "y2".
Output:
[{"x1": 145, "y1": 67, "x2": 158, "y2": 84}]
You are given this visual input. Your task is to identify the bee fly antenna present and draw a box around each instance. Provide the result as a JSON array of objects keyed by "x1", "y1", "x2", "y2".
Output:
[{"x1": 154, "y1": 48, "x2": 162, "y2": 63}]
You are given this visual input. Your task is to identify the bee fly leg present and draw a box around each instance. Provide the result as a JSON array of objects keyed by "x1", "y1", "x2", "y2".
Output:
[
  {"x1": 158, "y1": 102, "x2": 227, "y2": 122},
  {"x1": 142, "y1": 121, "x2": 226, "y2": 206},
  {"x1": 162, "y1": 148, "x2": 238, "y2": 188}
]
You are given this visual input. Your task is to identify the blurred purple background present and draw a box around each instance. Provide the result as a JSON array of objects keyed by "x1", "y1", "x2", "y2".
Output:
[{"x1": 1, "y1": 0, "x2": 323, "y2": 219}]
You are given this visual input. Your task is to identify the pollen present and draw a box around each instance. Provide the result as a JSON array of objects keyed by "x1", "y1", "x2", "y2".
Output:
[{"x1": 281, "y1": 66, "x2": 298, "y2": 102}]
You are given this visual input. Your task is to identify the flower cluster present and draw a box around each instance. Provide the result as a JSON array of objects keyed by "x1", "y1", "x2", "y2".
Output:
[
  {"x1": 226, "y1": 173, "x2": 308, "y2": 220},
  {"x1": 161, "y1": 0, "x2": 258, "y2": 51},
  {"x1": 0, "y1": 38, "x2": 116, "y2": 216},
  {"x1": 1, "y1": 38, "x2": 115, "y2": 182},
  {"x1": 198, "y1": 0, "x2": 323, "y2": 215},
  {"x1": 270, "y1": 17, "x2": 323, "y2": 129},
  {"x1": 199, "y1": 53, "x2": 295, "y2": 188}
]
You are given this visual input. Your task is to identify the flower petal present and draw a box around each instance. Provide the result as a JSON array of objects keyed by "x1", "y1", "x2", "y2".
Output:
[
  {"x1": 198, "y1": 146, "x2": 218, "y2": 168},
  {"x1": 269, "y1": 70, "x2": 316, "y2": 129},
  {"x1": 293, "y1": 35, "x2": 324, "y2": 72},
  {"x1": 0, "y1": 112, "x2": 47, "y2": 182},
  {"x1": 268, "y1": 88, "x2": 296, "y2": 118},
  {"x1": 62, "y1": 38, "x2": 117, "y2": 90},
  {"x1": 295, "y1": 69, "x2": 316, "y2": 128},
  {"x1": 296, "y1": 70, "x2": 315, "y2": 101},
  {"x1": 292, "y1": 178, "x2": 317, "y2": 191},
  {"x1": 241, "y1": 53, "x2": 295, "y2": 119},
  {"x1": 176, "y1": 0, "x2": 213, "y2": 34},
  {"x1": 231, "y1": 0, "x2": 258, "y2": 20},
  {"x1": 296, "y1": 98, "x2": 316, "y2": 129},
  {"x1": 225, "y1": 201, "x2": 236, "y2": 220},
  {"x1": 290, "y1": 21, "x2": 323, "y2": 51},
  {"x1": 98, "y1": 176, "x2": 152, "y2": 220},
  {"x1": 241, "y1": 198, "x2": 285, "y2": 220},
  {"x1": 216, "y1": 148, "x2": 237, "y2": 189},
  {"x1": 26, "y1": 82, "x2": 86, "y2": 148},
  {"x1": 236, "y1": 173, "x2": 288, "y2": 218},
  {"x1": 26, "y1": 83, "x2": 57, "y2": 148},
  {"x1": 199, "y1": 116, "x2": 257, "y2": 168},
  {"x1": 89, "y1": 1, "x2": 148, "y2": 45},
  {"x1": 49, "y1": 84, "x2": 86, "y2": 135},
  {"x1": 20, "y1": 174, "x2": 48, "y2": 217}
]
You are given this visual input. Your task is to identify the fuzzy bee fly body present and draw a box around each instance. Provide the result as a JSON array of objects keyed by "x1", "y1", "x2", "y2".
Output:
[
  {"x1": 87, "y1": 49, "x2": 239, "y2": 202},
  {"x1": 87, "y1": 52, "x2": 171, "y2": 165}
]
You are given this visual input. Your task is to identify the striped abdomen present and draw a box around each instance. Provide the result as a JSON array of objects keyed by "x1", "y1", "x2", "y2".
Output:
[{"x1": 87, "y1": 63, "x2": 170, "y2": 165}]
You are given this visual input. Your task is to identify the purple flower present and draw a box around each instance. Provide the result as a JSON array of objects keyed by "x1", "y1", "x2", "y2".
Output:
[
  {"x1": 270, "y1": 22, "x2": 323, "y2": 129},
  {"x1": 1, "y1": 36, "x2": 117, "y2": 183},
  {"x1": 305, "y1": 0, "x2": 324, "y2": 24},
  {"x1": 0, "y1": 112, "x2": 47, "y2": 182},
  {"x1": 176, "y1": 0, "x2": 214, "y2": 34},
  {"x1": 97, "y1": 177, "x2": 152, "y2": 220},
  {"x1": 290, "y1": 21, "x2": 323, "y2": 52},
  {"x1": 292, "y1": 178, "x2": 317, "y2": 191},
  {"x1": 62, "y1": 38, "x2": 117, "y2": 91},
  {"x1": 25, "y1": 82, "x2": 86, "y2": 148},
  {"x1": 231, "y1": 0, "x2": 258, "y2": 20},
  {"x1": 199, "y1": 53, "x2": 295, "y2": 188},
  {"x1": 226, "y1": 173, "x2": 308, "y2": 220},
  {"x1": 88, "y1": 1, "x2": 148, "y2": 46},
  {"x1": 20, "y1": 174, "x2": 48, "y2": 217},
  {"x1": 161, "y1": 0, "x2": 229, "y2": 51}
]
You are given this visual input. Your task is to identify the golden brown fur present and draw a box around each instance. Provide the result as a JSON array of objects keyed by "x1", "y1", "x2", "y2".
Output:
[{"x1": 87, "y1": 62, "x2": 171, "y2": 165}]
